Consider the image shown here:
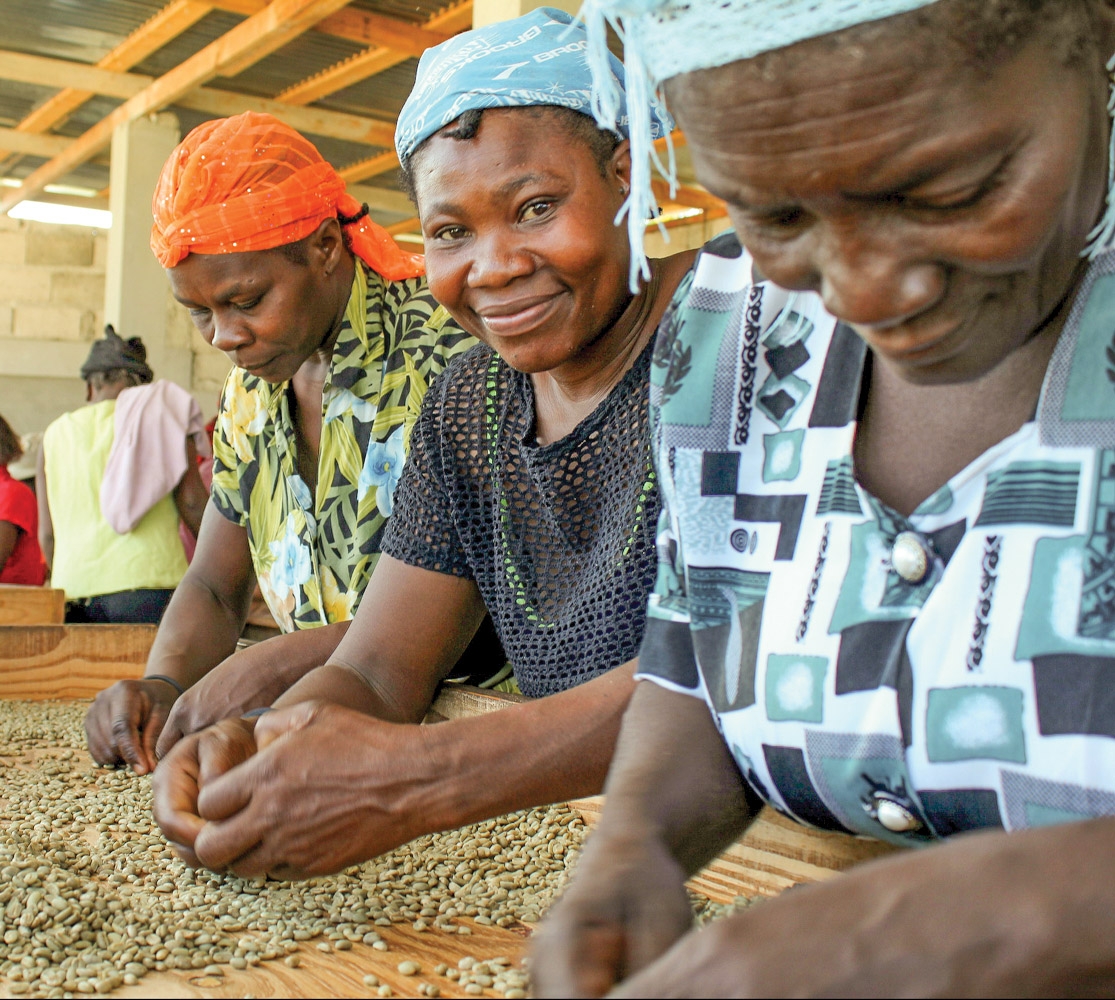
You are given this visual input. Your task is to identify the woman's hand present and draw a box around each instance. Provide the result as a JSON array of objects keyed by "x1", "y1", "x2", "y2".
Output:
[
  {"x1": 552, "y1": 816, "x2": 1115, "y2": 998},
  {"x1": 531, "y1": 830, "x2": 694, "y2": 998},
  {"x1": 155, "y1": 702, "x2": 433, "y2": 879},
  {"x1": 151, "y1": 716, "x2": 258, "y2": 867},
  {"x1": 154, "y1": 625, "x2": 350, "y2": 760},
  {"x1": 85, "y1": 677, "x2": 181, "y2": 774}
]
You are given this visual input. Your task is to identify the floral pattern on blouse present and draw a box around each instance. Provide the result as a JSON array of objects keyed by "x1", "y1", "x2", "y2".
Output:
[{"x1": 211, "y1": 263, "x2": 475, "y2": 631}]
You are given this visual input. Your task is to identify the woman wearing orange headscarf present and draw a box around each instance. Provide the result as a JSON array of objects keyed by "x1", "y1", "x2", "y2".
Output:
[{"x1": 85, "y1": 112, "x2": 492, "y2": 772}]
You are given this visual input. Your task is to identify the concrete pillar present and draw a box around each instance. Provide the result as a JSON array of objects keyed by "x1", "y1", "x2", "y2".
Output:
[
  {"x1": 473, "y1": 0, "x2": 580, "y2": 28},
  {"x1": 104, "y1": 112, "x2": 187, "y2": 387}
]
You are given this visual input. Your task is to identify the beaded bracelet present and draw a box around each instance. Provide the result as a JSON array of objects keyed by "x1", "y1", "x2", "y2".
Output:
[{"x1": 144, "y1": 674, "x2": 184, "y2": 697}]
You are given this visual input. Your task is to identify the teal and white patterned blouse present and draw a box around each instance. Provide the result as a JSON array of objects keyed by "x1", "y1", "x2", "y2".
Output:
[{"x1": 639, "y1": 233, "x2": 1115, "y2": 846}]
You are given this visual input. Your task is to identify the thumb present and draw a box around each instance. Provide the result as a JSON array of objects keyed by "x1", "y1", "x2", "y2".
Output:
[{"x1": 254, "y1": 701, "x2": 323, "y2": 752}]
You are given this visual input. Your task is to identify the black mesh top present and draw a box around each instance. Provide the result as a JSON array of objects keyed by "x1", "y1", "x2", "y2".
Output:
[{"x1": 382, "y1": 341, "x2": 659, "y2": 698}]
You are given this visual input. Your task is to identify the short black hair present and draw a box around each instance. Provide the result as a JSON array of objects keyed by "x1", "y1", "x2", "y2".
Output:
[
  {"x1": 0, "y1": 415, "x2": 21, "y2": 468},
  {"x1": 86, "y1": 368, "x2": 147, "y2": 391},
  {"x1": 399, "y1": 106, "x2": 622, "y2": 205},
  {"x1": 274, "y1": 215, "x2": 356, "y2": 266},
  {"x1": 277, "y1": 237, "x2": 310, "y2": 266}
]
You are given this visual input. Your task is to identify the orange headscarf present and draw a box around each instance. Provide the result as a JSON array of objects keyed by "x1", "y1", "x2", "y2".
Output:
[{"x1": 150, "y1": 111, "x2": 423, "y2": 281}]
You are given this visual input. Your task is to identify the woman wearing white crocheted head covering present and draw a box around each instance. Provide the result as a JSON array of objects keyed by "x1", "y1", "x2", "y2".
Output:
[{"x1": 533, "y1": 1, "x2": 1115, "y2": 996}]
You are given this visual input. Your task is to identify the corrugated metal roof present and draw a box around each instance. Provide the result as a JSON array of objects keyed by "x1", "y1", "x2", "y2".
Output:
[
  {"x1": 0, "y1": 0, "x2": 456, "y2": 227},
  {"x1": 0, "y1": 1, "x2": 708, "y2": 231}
]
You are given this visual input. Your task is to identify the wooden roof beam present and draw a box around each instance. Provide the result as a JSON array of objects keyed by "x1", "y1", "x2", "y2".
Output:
[
  {"x1": 0, "y1": 49, "x2": 397, "y2": 152},
  {"x1": 347, "y1": 183, "x2": 413, "y2": 217},
  {"x1": 651, "y1": 178, "x2": 725, "y2": 214},
  {"x1": 339, "y1": 150, "x2": 400, "y2": 185},
  {"x1": 277, "y1": 47, "x2": 400, "y2": 106},
  {"x1": 310, "y1": 8, "x2": 452, "y2": 58},
  {"x1": 17, "y1": 0, "x2": 217, "y2": 135},
  {"x1": 0, "y1": 0, "x2": 355, "y2": 216},
  {"x1": 0, "y1": 51, "x2": 145, "y2": 101},
  {"x1": 177, "y1": 88, "x2": 396, "y2": 148},
  {"x1": 277, "y1": 0, "x2": 474, "y2": 107},
  {"x1": 208, "y1": 0, "x2": 467, "y2": 55},
  {"x1": 0, "y1": 127, "x2": 75, "y2": 159}
]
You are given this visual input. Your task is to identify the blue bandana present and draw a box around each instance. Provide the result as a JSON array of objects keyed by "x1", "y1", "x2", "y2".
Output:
[{"x1": 394, "y1": 6, "x2": 672, "y2": 166}]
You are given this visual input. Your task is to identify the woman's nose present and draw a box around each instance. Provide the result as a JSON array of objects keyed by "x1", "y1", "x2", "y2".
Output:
[
  {"x1": 209, "y1": 313, "x2": 251, "y2": 352},
  {"x1": 467, "y1": 231, "x2": 534, "y2": 287},
  {"x1": 815, "y1": 221, "x2": 946, "y2": 328}
]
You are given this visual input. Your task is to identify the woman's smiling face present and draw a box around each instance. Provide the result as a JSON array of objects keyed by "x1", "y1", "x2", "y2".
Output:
[
  {"x1": 667, "y1": 20, "x2": 1113, "y2": 385},
  {"x1": 411, "y1": 108, "x2": 634, "y2": 376}
]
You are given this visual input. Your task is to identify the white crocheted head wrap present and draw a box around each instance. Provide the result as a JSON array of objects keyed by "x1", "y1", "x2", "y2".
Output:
[{"x1": 581, "y1": 0, "x2": 1115, "y2": 288}]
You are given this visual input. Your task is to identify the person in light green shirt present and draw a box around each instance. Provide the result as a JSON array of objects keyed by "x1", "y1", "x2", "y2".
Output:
[{"x1": 38, "y1": 327, "x2": 207, "y2": 623}]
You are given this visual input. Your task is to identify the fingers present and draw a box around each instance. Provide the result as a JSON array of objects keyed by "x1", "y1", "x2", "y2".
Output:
[
  {"x1": 110, "y1": 700, "x2": 152, "y2": 775},
  {"x1": 85, "y1": 680, "x2": 175, "y2": 774},
  {"x1": 533, "y1": 913, "x2": 627, "y2": 998},
  {"x1": 151, "y1": 734, "x2": 206, "y2": 858},
  {"x1": 84, "y1": 695, "x2": 122, "y2": 768},
  {"x1": 141, "y1": 697, "x2": 174, "y2": 775},
  {"x1": 192, "y1": 771, "x2": 268, "y2": 873},
  {"x1": 252, "y1": 701, "x2": 320, "y2": 751},
  {"x1": 155, "y1": 699, "x2": 188, "y2": 762},
  {"x1": 195, "y1": 720, "x2": 258, "y2": 819}
]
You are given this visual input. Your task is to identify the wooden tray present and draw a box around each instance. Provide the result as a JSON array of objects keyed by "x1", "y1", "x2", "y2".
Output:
[
  {"x1": 0, "y1": 636, "x2": 896, "y2": 996},
  {"x1": 425, "y1": 686, "x2": 896, "y2": 903}
]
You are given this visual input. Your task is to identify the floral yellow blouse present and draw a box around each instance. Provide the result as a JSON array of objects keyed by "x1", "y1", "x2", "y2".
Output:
[{"x1": 211, "y1": 263, "x2": 474, "y2": 631}]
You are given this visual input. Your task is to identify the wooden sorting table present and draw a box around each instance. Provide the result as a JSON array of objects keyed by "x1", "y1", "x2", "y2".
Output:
[{"x1": 0, "y1": 623, "x2": 896, "y2": 997}]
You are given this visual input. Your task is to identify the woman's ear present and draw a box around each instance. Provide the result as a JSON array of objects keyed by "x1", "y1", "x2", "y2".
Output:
[
  {"x1": 310, "y1": 217, "x2": 345, "y2": 276},
  {"x1": 611, "y1": 139, "x2": 633, "y2": 197}
]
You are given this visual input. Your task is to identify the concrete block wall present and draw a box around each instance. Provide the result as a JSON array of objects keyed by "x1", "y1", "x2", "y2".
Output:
[
  {"x1": 0, "y1": 217, "x2": 229, "y2": 439},
  {"x1": 5, "y1": 218, "x2": 101, "y2": 346}
]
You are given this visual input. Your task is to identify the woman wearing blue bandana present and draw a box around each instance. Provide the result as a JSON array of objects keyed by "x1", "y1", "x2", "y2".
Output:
[
  {"x1": 151, "y1": 7, "x2": 696, "y2": 880},
  {"x1": 533, "y1": 0, "x2": 1115, "y2": 996}
]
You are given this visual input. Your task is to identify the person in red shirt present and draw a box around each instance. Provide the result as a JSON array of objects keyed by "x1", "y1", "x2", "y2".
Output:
[{"x1": 0, "y1": 415, "x2": 46, "y2": 586}]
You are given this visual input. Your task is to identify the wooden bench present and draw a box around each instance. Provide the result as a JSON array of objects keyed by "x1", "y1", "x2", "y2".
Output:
[{"x1": 0, "y1": 584, "x2": 65, "y2": 624}]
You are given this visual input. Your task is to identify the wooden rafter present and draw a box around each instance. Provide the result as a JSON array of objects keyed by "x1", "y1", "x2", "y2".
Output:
[
  {"x1": 0, "y1": 50, "x2": 397, "y2": 151},
  {"x1": 651, "y1": 178, "x2": 725, "y2": 214},
  {"x1": 0, "y1": 0, "x2": 358, "y2": 216},
  {"x1": 278, "y1": 1, "x2": 472, "y2": 109},
  {"x1": 339, "y1": 150, "x2": 400, "y2": 185},
  {"x1": 209, "y1": 0, "x2": 467, "y2": 54},
  {"x1": 307, "y1": 7, "x2": 452, "y2": 58},
  {"x1": 385, "y1": 216, "x2": 419, "y2": 236},
  {"x1": 278, "y1": 46, "x2": 401, "y2": 105},
  {"x1": 177, "y1": 88, "x2": 395, "y2": 148},
  {"x1": 346, "y1": 182, "x2": 412, "y2": 216},
  {"x1": 0, "y1": 127, "x2": 74, "y2": 159},
  {"x1": 15, "y1": 0, "x2": 216, "y2": 137}
]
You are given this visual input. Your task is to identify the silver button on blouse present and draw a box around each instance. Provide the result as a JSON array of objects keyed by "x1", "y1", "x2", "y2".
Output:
[
  {"x1": 872, "y1": 795, "x2": 923, "y2": 833},
  {"x1": 890, "y1": 530, "x2": 932, "y2": 584}
]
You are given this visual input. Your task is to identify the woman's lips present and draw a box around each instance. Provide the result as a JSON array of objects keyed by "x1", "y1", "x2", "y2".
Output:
[
  {"x1": 858, "y1": 321, "x2": 961, "y2": 364},
  {"x1": 476, "y1": 295, "x2": 559, "y2": 336}
]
